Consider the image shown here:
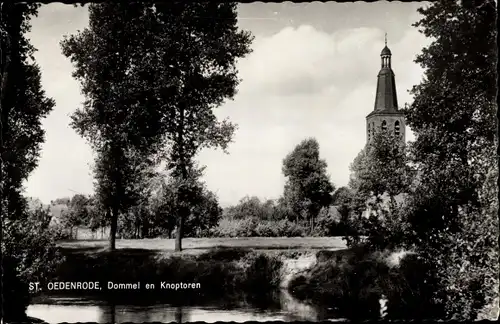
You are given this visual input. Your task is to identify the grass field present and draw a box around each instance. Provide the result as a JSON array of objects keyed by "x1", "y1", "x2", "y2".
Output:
[{"x1": 57, "y1": 237, "x2": 348, "y2": 255}]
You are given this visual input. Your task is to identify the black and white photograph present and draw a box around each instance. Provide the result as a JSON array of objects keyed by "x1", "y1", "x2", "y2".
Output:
[{"x1": 1, "y1": 0, "x2": 498, "y2": 323}]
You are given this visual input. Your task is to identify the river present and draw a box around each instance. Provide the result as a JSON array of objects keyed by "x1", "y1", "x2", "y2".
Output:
[{"x1": 27, "y1": 290, "x2": 345, "y2": 323}]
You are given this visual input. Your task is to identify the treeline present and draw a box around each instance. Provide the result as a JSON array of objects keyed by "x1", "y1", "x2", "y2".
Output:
[
  {"x1": 46, "y1": 170, "x2": 223, "y2": 240},
  {"x1": 47, "y1": 136, "x2": 358, "y2": 240}
]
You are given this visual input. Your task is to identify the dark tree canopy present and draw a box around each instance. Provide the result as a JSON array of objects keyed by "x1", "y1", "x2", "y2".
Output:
[
  {"x1": 403, "y1": 0, "x2": 497, "y2": 244},
  {"x1": 349, "y1": 130, "x2": 410, "y2": 200},
  {"x1": 1, "y1": 3, "x2": 55, "y2": 220},
  {"x1": 282, "y1": 138, "x2": 334, "y2": 228},
  {"x1": 1, "y1": 3, "x2": 60, "y2": 322},
  {"x1": 400, "y1": 0, "x2": 497, "y2": 319}
]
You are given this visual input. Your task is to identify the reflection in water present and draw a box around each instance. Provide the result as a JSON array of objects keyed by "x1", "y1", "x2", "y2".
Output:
[{"x1": 27, "y1": 290, "x2": 335, "y2": 323}]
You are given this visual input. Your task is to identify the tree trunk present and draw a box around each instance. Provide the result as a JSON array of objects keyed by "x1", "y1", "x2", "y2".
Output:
[
  {"x1": 174, "y1": 210, "x2": 185, "y2": 251},
  {"x1": 109, "y1": 207, "x2": 118, "y2": 251},
  {"x1": 175, "y1": 306, "x2": 183, "y2": 323},
  {"x1": 174, "y1": 99, "x2": 188, "y2": 252}
]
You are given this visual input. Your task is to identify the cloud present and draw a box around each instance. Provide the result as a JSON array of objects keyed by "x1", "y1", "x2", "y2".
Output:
[
  {"x1": 199, "y1": 25, "x2": 429, "y2": 205},
  {"x1": 24, "y1": 5, "x2": 430, "y2": 207},
  {"x1": 238, "y1": 26, "x2": 387, "y2": 97}
]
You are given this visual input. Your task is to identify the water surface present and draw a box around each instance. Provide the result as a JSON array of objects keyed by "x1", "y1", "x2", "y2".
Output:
[{"x1": 27, "y1": 291, "x2": 344, "y2": 323}]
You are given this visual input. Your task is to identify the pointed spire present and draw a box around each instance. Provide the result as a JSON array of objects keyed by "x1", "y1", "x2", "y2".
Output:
[{"x1": 373, "y1": 37, "x2": 398, "y2": 112}]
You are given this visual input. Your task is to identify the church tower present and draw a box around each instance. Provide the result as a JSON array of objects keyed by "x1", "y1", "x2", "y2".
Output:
[{"x1": 366, "y1": 35, "x2": 405, "y2": 144}]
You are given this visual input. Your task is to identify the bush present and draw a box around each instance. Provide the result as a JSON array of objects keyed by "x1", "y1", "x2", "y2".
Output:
[
  {"x1": 211, "y1": 217, "x2": 259, "y2": 237},
  {"x1": 1, "y1": 210, "x2": 65, "y2": 321},
  {"x1": 52, "y1": 248, "x2": 283, "y2": 305},
  {"x1": 289, "y1": 247, "x2": 443, "y2": 320},
  {"x1": 238, "y1": 252, "x2": 283, "y2": 291},
  {"x1": 210, "y1": 217, "x2": 307, "y2": 238},
  {"x1": 289, "y1": 247, "x2": 386, "y2": 320}
]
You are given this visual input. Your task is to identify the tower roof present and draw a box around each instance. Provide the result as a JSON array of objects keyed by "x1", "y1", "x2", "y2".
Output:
[
  {"x1": 373, "y1": 67, "x2": 398, "y2": 112},
  {"x1": 381, "y1": 46, "x2": 392, "y2": 56},
  {"x1": 369, "y1": 38, "x2": 399, "y2": 115}
]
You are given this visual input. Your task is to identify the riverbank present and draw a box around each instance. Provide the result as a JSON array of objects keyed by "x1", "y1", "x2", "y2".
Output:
[
  {"x1": 30, "y1": 244, "x2": 350, "y2": 322},
  {"x1": 287, "y1": 247, "x2": 448, "y2": 320},
  {"x1": 36, "y1": 238, "x2": 457, "y2": 321}
]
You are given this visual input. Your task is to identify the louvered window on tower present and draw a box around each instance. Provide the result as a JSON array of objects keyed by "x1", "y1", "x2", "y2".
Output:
[
  {"x1": 382, "y1": 120, "x2": 387, "y2": 132},
  {"x1": 395, "y1": 120, "x2": 400, "y2": 136}
]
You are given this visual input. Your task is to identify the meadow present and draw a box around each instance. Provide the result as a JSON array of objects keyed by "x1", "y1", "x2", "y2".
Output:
[{"x1": 57, "y1": 236, "x2": 348, "y2": 255}]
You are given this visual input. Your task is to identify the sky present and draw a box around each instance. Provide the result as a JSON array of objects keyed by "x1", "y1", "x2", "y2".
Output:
[{"x1": 25, "y1": 1, "x2": 431, "y2": 207}]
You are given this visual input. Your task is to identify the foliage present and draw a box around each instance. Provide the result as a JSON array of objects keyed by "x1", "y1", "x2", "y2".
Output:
[
  {"x1": 57, "y1": 194, "x2": 92, "y2": 238},
  {"x1": 210, "y1": 217, "x2": 308, "y2": 238},
  {"x1": 289, "y1": 249, "x2": 447, "y2": 320},
  {"x1": 212, "y1": 193, "x2": 355, "y2": 238},
  {"x1": 331, "y1": 187, "x2": 357, "y2": 236},
  {"x1": 139, "y1": 2, "x2": 253, "y2": 251},
  {"x1": 51, "y1": 197, "x2": 70, "y2": 206},
  {"x1": 289, "y1": 248, "x2": 389, "y2": 320},
  {"x1": 2, "y1": 214, "x2": 64, "y2": 321},
  {"x1": 53, "y1": 248, "x2": 281, "y2": 303},
  {"x1": 1, "y1": 2, "x2": 59, "y2": 321},
  {"x1": 349, "y1": 130, "x2": 411, "y2": 199},
  {"x1": 222, "y1": 196, "x2": 285, "y2": 221},
  {"x1": 282, "y1": 138, "x2": 334, "y2": 229},
  {"x1": 27, "y1": 201, "x2": 52, "y2": 230},
  {"x1": 211, "y1": 217, "x2": 259, "y2": 237},
  {"x1": 313, "y1": 206, "x2": 351, "y2": 237},
  {"x1": 184, "y1": 186, "x2": 223, "y2": 237},
  {"x1": 86, "y1": 195, "x2": 108, "y2": 232},
  {"x1": 61, "y1": 2, "x2": 253, "y2": 251},
  {"x1": 238, "y1": 252, "x2": 283, "y2": 291},
  {"x1": 346, "y1": 130, "x2": 412, "y2": 249},
  {"x1": 1, "y1": 2, "x2": 55, "y2": 219},
  {"x1": 122, "y1": 167, "x2": 224, "y2": 239},
  {"x1": 61, "y1": 3, "x2": 169, "y2": 250},
  {"x1": 400, "y1": 0, "x2": 498, "y2": 320},
  {"x1": 332, "y1": 186, "x2": 354, "y2": 206}
]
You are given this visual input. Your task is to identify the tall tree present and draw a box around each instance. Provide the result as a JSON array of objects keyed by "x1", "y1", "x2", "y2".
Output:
[
  {"x1": 137, "y1": 2, "x2": 253, "y2": 251},
  {"x1": 61, "y1": 3, "x2": 253, "y2": 251},
  {"x1": 402, "y1": 0, "x2": 497, "y2": 319},
  {"x1": 1, "y1": 3, "x2": 60, "y2": 321},
  {"x1": 61, "y1": 3, "x2": 171, "y2": 250},
  {"x1": 1, "y1": 3, "x2": 54, "y2": 220},
  {"x1": 282, "y1": 138, "x2": 334, "y2": 231},
  {"x1": 59, "y1": 194, "x2": 92, "y2": 239}
]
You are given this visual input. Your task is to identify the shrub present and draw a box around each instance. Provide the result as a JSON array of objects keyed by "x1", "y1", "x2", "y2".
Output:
[
  {"x1": 254, "y1": 219, "x2": 307, "y2": 237},
  {"x1": 288, "y1": 247, "x2": 442, "y2": 320},
  {"x1": 210, "y1": 217, "x2": 307, "y2": 238},
  {"x1": 1, "y1": 210, "x2": 65, "y2": 321},
  {"x1": 211, "y1": 217, "x2": 259, "y2": 237},
  {"x1": 289, "y1": 251, "x2": 386, "y2": 320},
  {"x1": 238, "y1": 252, "x2": 283, "y2": 291},
  {"x1": 383, "y1": 253, "x2": 444, "y2": 320}
]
